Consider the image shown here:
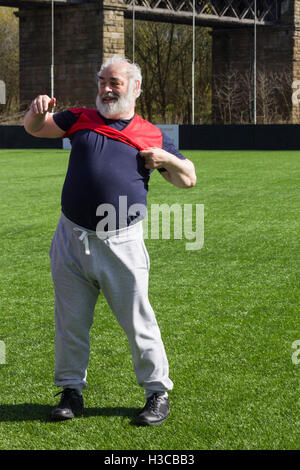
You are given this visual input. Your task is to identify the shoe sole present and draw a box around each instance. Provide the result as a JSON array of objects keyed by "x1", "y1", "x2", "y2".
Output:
[
  {"x1": 136, "y1": 418, "x2": 166, "y2": 426},
  {"x1": 135, "y1": 411, "x2": 170, "y2": 426},
  {"x1": 51, "y1": 410, "x2": 84, "y2": 421},
  {"x1": 51, "y1": 414, "x2": 74, "y2": 421}
]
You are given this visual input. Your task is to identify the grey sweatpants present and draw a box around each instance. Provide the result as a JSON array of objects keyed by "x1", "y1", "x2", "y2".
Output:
[{"x1": 49, "y1": 213, "x2": 173, "y2": 397}]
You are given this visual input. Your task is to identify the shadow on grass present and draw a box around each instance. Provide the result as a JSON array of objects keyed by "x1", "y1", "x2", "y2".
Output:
[{"x1": 0, "y1": 404, "x2": 140, "y2": 423}]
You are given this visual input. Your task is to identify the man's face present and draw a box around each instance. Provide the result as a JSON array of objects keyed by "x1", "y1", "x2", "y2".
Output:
[{"x1": 96, "y1": 63, "x2": 137, "y2": 119}]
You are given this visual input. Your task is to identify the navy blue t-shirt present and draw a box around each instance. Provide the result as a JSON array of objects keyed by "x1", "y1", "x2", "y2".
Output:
[{"x1": 53, "y1": 110, "x2": 186, "y2": 231}]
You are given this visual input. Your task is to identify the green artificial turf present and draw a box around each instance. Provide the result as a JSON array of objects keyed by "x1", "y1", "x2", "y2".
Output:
[{"x1": 0, "y1": 148, "x2": 299, "y2": 450}]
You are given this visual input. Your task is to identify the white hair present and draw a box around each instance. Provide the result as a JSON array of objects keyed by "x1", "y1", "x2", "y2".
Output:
[{"x1": 97, "y1": 55, "x2": 142, "y2": 98}]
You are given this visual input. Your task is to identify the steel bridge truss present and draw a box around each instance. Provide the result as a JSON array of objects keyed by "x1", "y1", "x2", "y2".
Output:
[
  {"x1": 0, "y1": 0, "x2": 282, "y2": 26},
  {"x1": 124, "y1": 0, "x2": 282, "y2": 26}
]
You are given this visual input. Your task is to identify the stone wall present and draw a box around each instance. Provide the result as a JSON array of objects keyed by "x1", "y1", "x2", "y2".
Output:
[
  {"x1": 211, "y1": 0, "x2": 300, "y2": 124},
  {"x1": 102, "y1": 0, "x2": 125, "y2": 61},
  {"x1": 292, "y1": 0, "x2": 300, "y2": 121},
  {"x1": 18, "y1": 0, "x2": 125, "y2": 109}
]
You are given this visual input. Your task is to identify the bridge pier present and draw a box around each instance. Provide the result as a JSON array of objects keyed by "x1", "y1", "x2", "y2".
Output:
[
  {"x1": 211, "y1": 2, "x2": 300, "y2": 124},
  {"x1": 18, "y1": 0, "x2": 125, "y2": 109}
]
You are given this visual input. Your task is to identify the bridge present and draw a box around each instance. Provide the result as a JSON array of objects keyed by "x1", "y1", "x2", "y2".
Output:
[
  {"x1": 0, "y1": 0, "x2": 283, "y2": 26},
  {"x1": 0, "y1": 0, "x2": 298, "y2": 123}
]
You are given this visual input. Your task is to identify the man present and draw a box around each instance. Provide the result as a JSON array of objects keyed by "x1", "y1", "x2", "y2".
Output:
[{"x1": 24, "y1": 56, "x2": 196, "y2": 426}]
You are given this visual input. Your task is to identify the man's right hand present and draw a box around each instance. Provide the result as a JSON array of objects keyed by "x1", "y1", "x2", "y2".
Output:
[
  {"x1": 24, "y1": 95, "x2": 65, "y2": 138},
  {"x1": 30, "y1": 95, "x2": 56, "y2": 114}
]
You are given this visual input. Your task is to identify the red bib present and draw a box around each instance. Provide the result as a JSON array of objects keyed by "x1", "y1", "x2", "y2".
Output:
[{"x1": 63, "y1": 108, "x2": 163, "y2": 151}]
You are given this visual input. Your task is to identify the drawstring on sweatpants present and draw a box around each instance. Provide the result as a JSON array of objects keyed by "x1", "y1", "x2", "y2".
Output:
[{"x1": 73, "y1": 228, "x2": 91, "y2": 255}]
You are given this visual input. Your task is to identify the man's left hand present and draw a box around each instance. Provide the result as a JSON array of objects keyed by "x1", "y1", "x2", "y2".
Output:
[
  {"x1": 139, "y1": 148, "x2": 170, "y2": 170},
  {"x1": 140, "y1": 148, "x2": 196, "y2": 189}
]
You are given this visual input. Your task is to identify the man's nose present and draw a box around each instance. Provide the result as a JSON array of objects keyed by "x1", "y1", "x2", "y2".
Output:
[{"x1": 102, "y1": 83, "x2": 113, "y2": 93}]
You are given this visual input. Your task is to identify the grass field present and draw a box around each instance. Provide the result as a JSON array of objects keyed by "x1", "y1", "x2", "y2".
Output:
[{"x1": 0, "y1": 148, "x2": 299, "y2": 450}]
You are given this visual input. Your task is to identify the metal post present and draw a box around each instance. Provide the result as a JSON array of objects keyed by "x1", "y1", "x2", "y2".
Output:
[
  {"x1": 51, "y1": 0, "x2": 54, "y2": 97},
  {"x1": 132, "y1": 0, "x2": 135, "y2": 62},
  {"x1": 253, "y1": 0, "x2": 257, "y2": 124},
  {"x1": 192, "y1": 0, "x2": 195, "y2": 125}
]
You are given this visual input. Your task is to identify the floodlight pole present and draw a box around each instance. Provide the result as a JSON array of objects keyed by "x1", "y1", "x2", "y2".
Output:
[
  {"x1": 253, "y1": 0, "x2": 257, "y2": 124},
  {"x1": 51, "y1": 0, "x2": 54, "y2": 98},
  {"x1": 192, "y1": 0, "x2": 195, "y2": 125},
  {"x1": 132, "y1": 0, "x2": 135, "y2": 62}
]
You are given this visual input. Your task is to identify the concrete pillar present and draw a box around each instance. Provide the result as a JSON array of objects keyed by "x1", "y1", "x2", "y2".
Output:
[
  {"x1": 18, "y1": 0, "x2": 125, "y2": 109},
  {"x1": 211, "y1": 1, "x2": 298, "y2": 124}
]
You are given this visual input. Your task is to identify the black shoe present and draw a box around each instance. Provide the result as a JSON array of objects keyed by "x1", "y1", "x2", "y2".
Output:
[
  {"x1": 51, "y1": 388, "x2": 84, "y2": 421},
  {"x1": 136, "y1": 393, "x2": 170, "y2": 426}
]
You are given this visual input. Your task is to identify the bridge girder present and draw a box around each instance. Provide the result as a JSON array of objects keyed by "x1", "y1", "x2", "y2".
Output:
[
  {"x1": 0, "y1": 0, "x2": 282, "y2": 27},
  {"x1": 124, "y1": 1, "x2": 282, "y2": 27}
]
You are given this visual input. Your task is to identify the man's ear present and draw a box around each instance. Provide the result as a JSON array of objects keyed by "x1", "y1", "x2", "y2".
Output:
[{"x1": 134, "y1": 80, "x2": 141, "y2": 97}]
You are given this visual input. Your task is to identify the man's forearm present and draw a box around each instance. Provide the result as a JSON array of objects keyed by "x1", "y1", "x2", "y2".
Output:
[
  {"x1": 140, "y1": 148, "x2": 197, "y2": 188},
  {"x1": 162, "y1": 155, "x2": 197, "y2": 188},
  {"x1": 24, "y1": 109, "x2": 48, "y2": 134}
]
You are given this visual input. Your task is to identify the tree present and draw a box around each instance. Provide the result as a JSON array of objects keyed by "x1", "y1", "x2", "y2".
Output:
[
  {"x1": 213, "y1": 70, "x2": 247, "y2": 124},
  {"x1": 0, "y1": 7, "x2": 19, "y2": 113},
  {"x1": 125, "y1": 20, "x2": 212, "y2": 124},
  {"x1": 213, "y1": 68, "x2": 293, "y2": 124}
]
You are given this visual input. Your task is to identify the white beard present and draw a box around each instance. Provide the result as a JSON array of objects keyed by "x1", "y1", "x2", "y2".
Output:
[{"x1": 96, "y1": 90, "x2": 135, "y2": 119}]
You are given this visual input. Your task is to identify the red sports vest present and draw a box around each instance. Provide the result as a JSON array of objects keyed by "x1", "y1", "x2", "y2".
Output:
[{"x1": 63, "y1": 108, "x2": 163, "y2": 150}]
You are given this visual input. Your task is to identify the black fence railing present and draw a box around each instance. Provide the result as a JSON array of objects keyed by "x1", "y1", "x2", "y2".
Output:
[
  {"x1": 0, "y1": 126, "x2": 61, "y2": 149},
  {"x1": 179, "y1": 125, "x2": 300, "y2": 150},
  {"x1": 1, "y1": 124, "x2": 300, "y2": 150}
]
